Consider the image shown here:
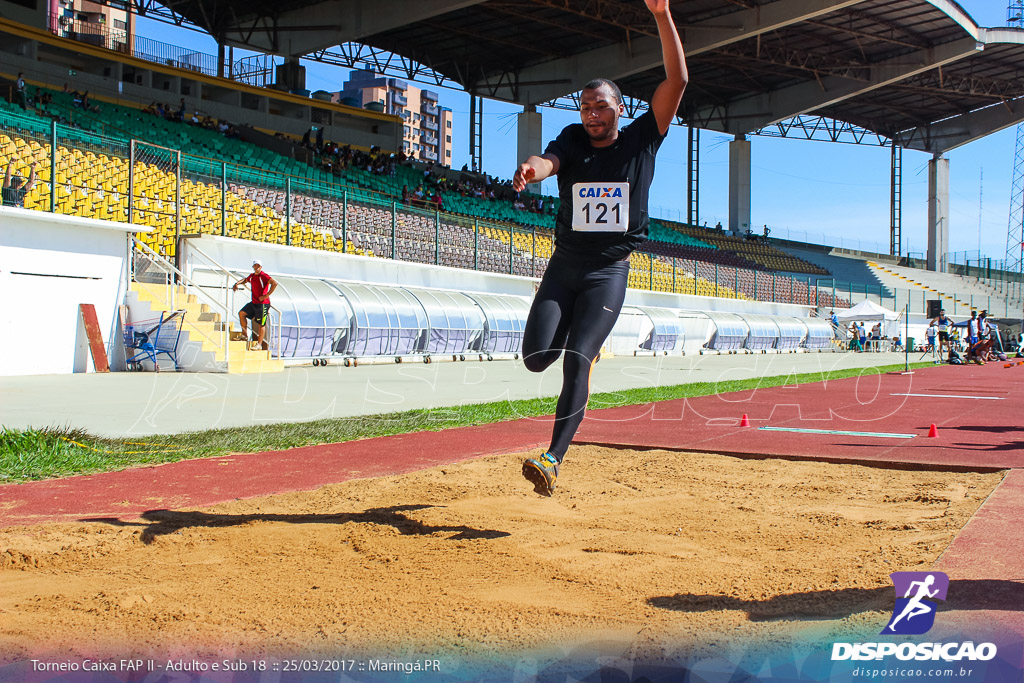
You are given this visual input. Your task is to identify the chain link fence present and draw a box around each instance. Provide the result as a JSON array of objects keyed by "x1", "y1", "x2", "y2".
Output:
[{"x1": 21, "y1": 108, "x2": 1021, "y2": 312}]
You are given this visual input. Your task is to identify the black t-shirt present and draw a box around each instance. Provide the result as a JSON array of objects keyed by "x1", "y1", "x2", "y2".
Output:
[
  {"x1": 2, "y1": 186, "x2": 26, "y2": 207},
  {"x1": 545, "y1": 109, "x2": 666, "y2": 262}
]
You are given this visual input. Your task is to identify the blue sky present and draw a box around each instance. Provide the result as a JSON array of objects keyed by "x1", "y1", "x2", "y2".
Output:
[{"x1": 138, "y1": 0, "x2": 1015, "y2": 262}]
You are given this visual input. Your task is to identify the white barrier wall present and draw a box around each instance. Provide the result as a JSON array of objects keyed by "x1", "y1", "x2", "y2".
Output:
[
  {"x1": 184, "y1": 235, "x2": 810, "y2": 316},
  {"x1": 0, "y1": 207, "x2": 145, "y2": 376},
  {"x1": 183, "y1": 236, "x2": 810, "y2": 359}
]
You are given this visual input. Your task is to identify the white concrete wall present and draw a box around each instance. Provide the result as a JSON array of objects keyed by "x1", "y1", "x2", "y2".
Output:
[
  {"x1": 183, "y1": 235, "x2": 811, "y2": 317},
  {"x1": 0, "y1": 207, "x2": 146, "y2": 375},
  {"x1": 181, "y1": 235, "x2": 811, "y2": 360}
]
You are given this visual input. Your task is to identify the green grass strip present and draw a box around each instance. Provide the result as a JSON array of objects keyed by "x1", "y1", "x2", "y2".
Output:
[{"x1": 0, "y1": 362, "x2": 932, "y2": 483}]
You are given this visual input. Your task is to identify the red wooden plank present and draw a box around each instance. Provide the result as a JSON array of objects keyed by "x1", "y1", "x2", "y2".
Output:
[{"x1": 79, "y1": 303, "x2": 110, "y2": 373}]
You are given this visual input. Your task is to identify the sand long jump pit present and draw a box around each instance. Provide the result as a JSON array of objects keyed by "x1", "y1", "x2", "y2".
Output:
[{"x1": 0, "y1": 445, "x2": 1004, "y2": 679}]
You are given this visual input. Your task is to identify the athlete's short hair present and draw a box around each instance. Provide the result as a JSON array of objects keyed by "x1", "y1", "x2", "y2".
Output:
[{"x1": 582, "y1": 78, "x2": 622, "y2": 105}]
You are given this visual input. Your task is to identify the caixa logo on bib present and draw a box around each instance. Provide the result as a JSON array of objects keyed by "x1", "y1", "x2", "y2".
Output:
[
  {"x1": 831, "y1": 572, "x2": 998, "y2": 662},
  {"x1": 576, "y1": 186, "x2": 623, "y2": 198}
]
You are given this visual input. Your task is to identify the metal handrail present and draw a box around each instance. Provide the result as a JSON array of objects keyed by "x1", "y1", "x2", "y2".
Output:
[
  {"x1": 132, "y1": 236, "x2": 231, "y2": 363},
  {"x1": 184, "y1": 240, "x2": 282, "y2": 358}
]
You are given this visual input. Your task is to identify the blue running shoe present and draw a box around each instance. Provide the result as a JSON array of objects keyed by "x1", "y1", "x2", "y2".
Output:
[{"x1": 522, "y1": 452, "x2": 559, "y2": 496}]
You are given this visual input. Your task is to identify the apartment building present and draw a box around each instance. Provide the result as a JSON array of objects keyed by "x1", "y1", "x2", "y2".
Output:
[
  {"x1": 49, "y1": 0, "x2": 133, "y2": 53},
  {"x1": 335, "y1": 68, "x2": 453, "y2": 165}
]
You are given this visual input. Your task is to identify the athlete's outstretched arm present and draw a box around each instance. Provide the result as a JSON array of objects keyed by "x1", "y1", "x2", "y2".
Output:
[
  {"x1": 513, "y1": 153, "x2": 560, "y2": 192},
  {"x1": 646, "y1": 0, "x2": 688, "y2": 135}
]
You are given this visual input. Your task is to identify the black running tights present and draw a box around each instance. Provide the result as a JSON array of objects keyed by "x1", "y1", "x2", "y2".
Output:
[{"x1": 521, "y1": 251, "x2": 629, "y2": 461}]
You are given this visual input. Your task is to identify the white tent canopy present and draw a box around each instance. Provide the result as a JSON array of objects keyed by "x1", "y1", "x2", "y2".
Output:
[{"x1": 834, "y1": 300, "x2": 901, "y2": 322}]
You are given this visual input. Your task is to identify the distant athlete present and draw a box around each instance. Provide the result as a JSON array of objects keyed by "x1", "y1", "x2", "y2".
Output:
[
  {"x1": 232, "y1": 259, "x2": 277, "y2": 351},
  {"x1": 931, "y1": 308, "x2": 953, "y2": 360},
  {"x1": 512, "y1": 0, "x2": 687, "y2": 496}
]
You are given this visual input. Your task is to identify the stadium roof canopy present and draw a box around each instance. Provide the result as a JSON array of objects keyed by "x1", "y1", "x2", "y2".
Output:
[{"x1": 150, "y1": 0, "x2": 1024, "y2": 154}]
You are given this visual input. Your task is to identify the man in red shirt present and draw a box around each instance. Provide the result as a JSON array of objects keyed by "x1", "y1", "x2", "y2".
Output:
[{"x1": 232, "y1": 259, "x2": 277, "y2": 351}]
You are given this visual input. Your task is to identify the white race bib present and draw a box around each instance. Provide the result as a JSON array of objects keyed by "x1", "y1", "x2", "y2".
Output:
[{"x1": 571, "y1": 182, "x2": 629, "y2": 233}]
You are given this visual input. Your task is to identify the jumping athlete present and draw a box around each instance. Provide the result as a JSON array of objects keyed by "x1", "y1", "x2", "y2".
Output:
[{"x1": 512, "y1": 0, "x2": 687, "y2": 496}]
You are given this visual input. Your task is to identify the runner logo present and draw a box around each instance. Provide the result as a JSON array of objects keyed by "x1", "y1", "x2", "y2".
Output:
[
  {"x1": 883, "y1": 571, "x2": 948, "y2": 635},
  {"x1": 832, "y1": 570, "x2": 996, "y2": 663}
]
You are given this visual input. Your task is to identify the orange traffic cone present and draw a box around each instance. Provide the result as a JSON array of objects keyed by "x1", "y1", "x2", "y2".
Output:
[
  {"x1": 927, "y1": 424, "x2": 938, "y2": 438},
  {"x1": 740, "y1": 414, "x2": 751, "y2": 427}
]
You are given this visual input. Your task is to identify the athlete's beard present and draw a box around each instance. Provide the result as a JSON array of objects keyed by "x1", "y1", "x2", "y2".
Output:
[{"x1": 586, "y1": 123, "x2": 616, "y2": 143}]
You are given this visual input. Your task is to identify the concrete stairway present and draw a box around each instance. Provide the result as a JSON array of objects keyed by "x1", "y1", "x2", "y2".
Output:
[
  {"x1": 127, "y1": 282, "x2": 284, "y2": 373},
  {"x1": 867, "y1": 262, "x2": 1019, "y2": 319}
]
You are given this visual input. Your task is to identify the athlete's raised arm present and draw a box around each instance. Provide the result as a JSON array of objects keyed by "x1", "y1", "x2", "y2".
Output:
[
  {"x1": 646, "y1": 0, "x2": 688, "y2": 136},
  {"x1": 513, "y1": 154, "x2": 560, "y2": 192}
]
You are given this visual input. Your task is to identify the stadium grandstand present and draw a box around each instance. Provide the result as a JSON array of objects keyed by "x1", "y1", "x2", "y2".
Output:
[{"x1": 1, "y1": 0, "x2": 1023, "y2": 376}]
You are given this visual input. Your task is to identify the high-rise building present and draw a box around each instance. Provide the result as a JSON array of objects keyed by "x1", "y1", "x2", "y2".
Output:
[
  {"x1": 50, "y1": 0, "x2": 134, "y2": 54},
  {"x1": 335, "y1": 68, "x2": 453, "y2": 166}
]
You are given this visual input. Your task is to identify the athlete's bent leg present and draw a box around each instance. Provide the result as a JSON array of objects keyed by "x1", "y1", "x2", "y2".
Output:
[
  {"x1": 547, "y1": 260, "x2": 629, "y2": 460},
  {"x1": 522, "y1": 257, "x2": 576, "y2": 373}
]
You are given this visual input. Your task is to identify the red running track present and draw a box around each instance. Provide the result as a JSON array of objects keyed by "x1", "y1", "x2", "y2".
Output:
[
  {"x1": 1, "y1": 363, "x2": 1022, "y2": 638},
  {"x1": 2, "y1": 364, "x2": 1021, "y2": 525}
]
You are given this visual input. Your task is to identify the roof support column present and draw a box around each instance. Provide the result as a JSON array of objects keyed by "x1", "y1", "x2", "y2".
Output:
[
  {"x1": 927, "y1": 154, "x2": 950, "y2": 273},
  {"x1": 517, "y1": 105, "x2": 543, "y2": 167},
  {"x1": 891, "y1": 145, "x2": 902, "y2": 258},
  {"x1": 729, "y1": 135, "x2": 751, "y2": 236},
  {"x1": 688, "y1": 127, "x2": 700, "y2": 226},
  {"x1": 469, "y1": 95, "x2": 483, "y2": 172}
]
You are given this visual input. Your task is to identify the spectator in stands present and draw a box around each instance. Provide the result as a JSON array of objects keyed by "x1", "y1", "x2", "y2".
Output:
[
  {"x1": 14, "y1": 73, "x2": 26, "y2": 110},
  {"x1": 413, "y1": 185, "x2": 425, "y2": 202},
  {"x1": 714, "y1": 221, "x2": 723, "y2": 232},
  {"x1": 71, "y1": 90, "x2": 83, "y2": 107},
  {"x1": 3, "y1": 159, "x2": 37, "y2": 208},
  {"x1": 434, "y1": 191, "x2": 444, "y2": 212},
  {"x1": 511, "y1": 0, "x2": 686, "y2": 497},
  {"x1": 762, "y1": 225, "x2": 770, "y2": 239},
  {"x1": 77, "y1": 91, "x2": 99, "y2": 113},
  {"x1": 231, "y1": 259, "x2": 277, "y2": 351},
  {"x1": 301, "y1": 128, "x2": 312, "y2": 149},
  {"x1": 315, "y1": 125, "x2": 324, "y2": 152},
  {"x1": 176, "y1": 98, "x2": 186, "y2": 122},
  {"x1": 401, "y1": 185, "x2": 410, "y2": 205}
]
